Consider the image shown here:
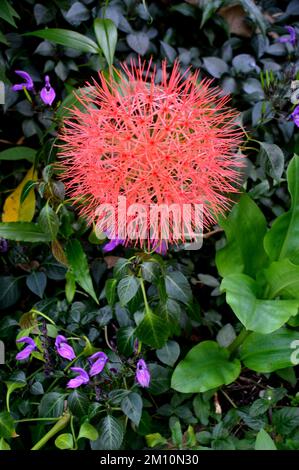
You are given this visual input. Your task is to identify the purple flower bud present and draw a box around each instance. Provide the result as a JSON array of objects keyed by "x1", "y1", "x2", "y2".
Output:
[
  {"x1": 135, "y1": 359, "x2": 150, "y2": 388},
  {"x1": 16, "y1": 336, "x2": 37, "y2": 360},
  {"x1": 0, "y1": 238, "x2": 8, "y2": 253},
  {"x1": 88, "y1": 351, "x2": 108, "y2": 377},
  {"x1": 40, "y1": 75, "x2": 56, "y2": 106},
  {"x1": 12, "y1": 70, "x2": 34, "y2": 92},
  {"x1": 103, "y1": 238, "x2": 125, "y2": 253},
  {"x1": 279, "y1": 26, "x2": 296, "y2": 46},
  {"x1": 55, "y1": 335, "x2": 76, "y2": 361},
  {"x1": 151, "y1": 239, "x2": 167, "y2": 255},
  {"x1": 291, "y1": 105, "x2": 299, "y2": 127},
  {"x1": 67, "y1": 367, "x2": 89, "y2": 389}
]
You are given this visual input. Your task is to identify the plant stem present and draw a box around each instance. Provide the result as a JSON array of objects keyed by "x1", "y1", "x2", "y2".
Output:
[
  {"x1": 31, "y1": 412, "x2": 71, "y2": 450},
  {"x1": 31, "y1": 309, "x2": 56, "y2": 325},
  {"x1": 139, "y1": 277, "x2": 151, "y2": 315},
  {"x1": 228, "y1": 328, "x2": 251, "y2": 356}
]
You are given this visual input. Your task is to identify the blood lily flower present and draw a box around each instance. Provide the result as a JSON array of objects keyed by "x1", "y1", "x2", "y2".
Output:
[
  {"x1": 135, "y1": 359, "x2": 150, "y2": 388},
  {"x1": 279, "y1": 26, "x2": 296, "y2": 46},
  {"x1": 55, "y1": 335, "x2": 76, "y2": 361},
  {"x1": 291, "y1": 105, "x2": 299, "y2": 127},
  {"x1": 59, "y1": 59, "x2": 243, "y2": 250},
  {"x1": 67, "y1": 367, "x2": 89, "y2": 389},
  {"x1": 16, "y1": 336, "x2": 37, "y2": 360},
  {"x1": 88, "y1": 351, "x2": 108, "y2": 377},
  {"x1": 40, "y1": 75, "x2": 56, "y2": 106},
  {"x1": 11, "y1": 70, "x2": 34, "y2": 92}
]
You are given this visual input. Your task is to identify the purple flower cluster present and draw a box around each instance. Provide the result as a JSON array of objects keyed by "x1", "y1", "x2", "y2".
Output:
[
  {"x1": 16, "y1": 334, "x2": 150, "y2": 389},
  {"x1": 279, "y1": 26, "x2": 297, "y2": 46},
  {"x1": 291, "y1": 106, "x2": 299, "y2": 127},
  {"x1": 12, "y1": 70, "x2": 56, "y2": 106}
]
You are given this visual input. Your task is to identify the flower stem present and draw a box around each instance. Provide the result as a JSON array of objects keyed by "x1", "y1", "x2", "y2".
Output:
[
  {"x1": 31, "y1": 412, "x2": 71, "y2": 450},
  {"x1": 228, "y1": 328, "x2": 251, "y2": 356},
  {"x1": 139, "y1": 277, "x2": 151, "y2": 315}
]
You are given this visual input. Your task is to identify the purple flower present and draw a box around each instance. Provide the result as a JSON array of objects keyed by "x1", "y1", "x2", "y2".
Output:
[
  {"x1": 135, "y1": 359, "x2": 150, "y2": 388},
  {"x1": 67, "y1": 367, "x2": 89, "y2": 389},
  {"x1": 103, "y1": 238, "x2": 125, "y2": 253},
  {"x1": 88, "y1": 351, "x2": 108, "y2": 377},
  {"x1": 12, "y1": 70, "x2": 34, "y2": 92},
  {"x1": 279, "y1": 26, "x2": 296, "y2": 46},
  {"x1": 16, "y1": 336, "x2": 37, "y2": 360},
  {"x1": 151, "y1": 240, "x2": 167, "y2": 256},
  {"x1": 40, "y1": 75, "x2": 56, "y2": 106},
  {"x1": 55, "y1": 335, "x2": 76, "y2": 361},
  {"x1": 0, "y1": 238, "x2": 8, "y2": 253},
  {"x1": 291, "y1": 105, "x2": 299, "y2": 127}
]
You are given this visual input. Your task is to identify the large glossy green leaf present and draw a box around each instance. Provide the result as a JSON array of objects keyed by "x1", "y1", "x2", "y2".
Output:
[
  {"x1": 264, "y1": 259, "x2": 299, "y2": 299},
  {"x1": 221, "y1": 273, "x2": 299, "y2": 333},
  {"x1": 239, "y1": 328, "x2": 299, "y2": 372},
  {"x1": 25, "y1": 29, "x2": 99, "y2": 53},
  {"x1": 0, "y1": 222, "x2": 52, "y2": 242},
  {"x1": 255, "y1": 429, "x2": 277, "y2": 450},
  {"x1": 171, "y1": 341, "x2": 241, "y2": 393},
  {"x1": 264, "y1": 155, "x2": 299, "y2": 263},
  {"x1": 65, "y1": 239, "x2": 98, "y2": 304},
  {"x1": 0, "y1": 412, "x2": 15, "y2": 439},
  {"x1": 0, "y1": 146, "x2": 36, "y2": 162},
  {"x1": 216, "y1": 194, "x2": 268, "y2": 278},
  {"x1": 135, "y1": 310, "x2": 169, "y2": 349},
  {"x1": 94, "y1": 18, "x2": 117, "y2": 67}
]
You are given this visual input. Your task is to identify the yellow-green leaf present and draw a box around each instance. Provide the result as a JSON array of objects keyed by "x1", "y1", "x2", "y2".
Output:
[{"x1": 2, "y1": 166, "x2": 37, "y2": 222}]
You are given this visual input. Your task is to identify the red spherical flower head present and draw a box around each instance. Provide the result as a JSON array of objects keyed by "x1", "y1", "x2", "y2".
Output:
[{"x1": 59, "y1": 59, "x2": 244, "y2": 251}]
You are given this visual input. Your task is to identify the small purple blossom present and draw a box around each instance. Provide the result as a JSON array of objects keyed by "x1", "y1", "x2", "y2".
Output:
[
  {"x1": 135, "y1": 359, "x2": 150, "y2": 388},
  {"x1": 279, "y1": 26, "x2": 296, "y2": 46},
  {"x1": 40, "y1": 75, "x2": 56, "y2": 106},
  {"x1": 16, "y1": 336, "x2": 37, "y2": 360},
  {"x1": 88, "y1": 351, "x2": 108, "y2": 377},
  {"x1": 55, "y1": 335, "x2": 76, "y2": 361},
  {"x1": 0, "y1": 238, "x2": 8, "y2": 253},
  {"x1": 67, "y1": 367, "x2": 89, "y2": 389},
  {"x1": 12, "y1": 70, "x2": 34, "y2": 92},
  {"x1": 103, "y1": 238, "x2": 125, "y2": 253},
  {"x1": 291, "y1": 105, "x2": 299, "y2": 127}
]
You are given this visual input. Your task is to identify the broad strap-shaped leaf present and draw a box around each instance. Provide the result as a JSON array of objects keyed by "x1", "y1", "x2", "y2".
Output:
[
  {"x1": 94, "y1": 18, "x2": 117, "y2": 67},
  {"x1": 239, "y1": 328, "x2": 299, "y2": 372},
  {"x1": 0, "y1": 222, "x2": 52, "y2": 242},
  {"x1": 0, "y1": 146, "x2": 36, "y2": 162},
  {"x1": 264, "y1": 259, "x2": 299, "y2": 299},
  {"x1": 65, "y1": 239, "x2": 98, "y2": 304},
  {"x1": 25, "y1": 29, "x2": 99, "y2": 53},
  {"x1": 171, "y1": 340, "x2": 241, "y2": 393},
  {"x1": 216, "y1": 194, "x2": 268, "y2": 278},
  {"x1": 264, "y1": 155, "x2": 299, "y2": 262},
  {"x1": 221, "y1": 273, "x2": 299, "y2": 334}
]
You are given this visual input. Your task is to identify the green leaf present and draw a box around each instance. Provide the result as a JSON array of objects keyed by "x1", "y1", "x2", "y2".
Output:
[
  {"x1": 239, "y1": 0, "x2": 268, "y2": 36},
  {"x1": 65, "y1": 239, "x2": 98, "y2": 304},
  {"x1": 55, "y1": 433, "x2": 74, "y2": 450},
  {"x1": 117, "y1": 276, "x2": 139, "y2": 306},
  {"x1": 105, "y1": 278, "x2": 117, "y2": 306},
  {"x1": 165, "y1": 271, "x2": 192, "y2": 305},
  {"x1": 20, "y1": 180, "x2": 38, "y2": 204},
  {"x1": 203, "y1": 57, "x2": 229, "y2": 79},
  {"x1": 221, "y1": 274, "x2": 299, "y2": 333},
  {"x1": 264, "y1": 259, "x2": 299, "y2": 299},
  {"x1": 116, "y1": 326, "x2": 136, "y2": 356},
  {"x1": 94, "y1": 18, "x2": 117, "y2": 67},
  {"x1": 25, "y1": 29, "x2": 99, "y2": 53},
  {"x1": 145, "y1": 433, "x2": 167, "y2": 448},
  {"x1": 148, "y1": 364, "x2": 171, "y2": 395},
  {"x1": 156, "y1": 340, "x2": 180, "y2": 367},
  {"x1": 5, "y1": 372, "x2": 26, "y2": 412},
  {"x1": 26, "y1": 271, "x2": 47, "y2": 298},
  {"x1": 135, "y1": 310, "x2": 169, "y2": 349},
  {"x1": 171, "y1": 341, "x2": 241, "y2": 393},
  {"x1": 121, "y1": 392, "x2": 143, "y2": 426},
  {"x1": 0, "y1": 222, "x2": 52, "y2": 242},
  {"x1": 91, "y1": 415, "x2": 124, "y2": 450},
  {"x1": 68, "y1": 390, "x2": 89, "y2": 418},
  {"x1": 255, "y1": 429, "x2": 277, "y2": 450},
  {"x1": 55, "y1": 86, "x2": 95, "y2": 121},
  {"x1": 264, "y1": 155, "x2": 299, "y2": 263},
  {"x1": 0, "y1": 146, "x2": 36, "y2": 162},
  {"x1": 0, "y1": 0, "x2": 20, "y2": 27},
  {"x1": 216, "y1": 194, "x2": 268, "y2": 278},
  {"x1": 78, "y1": 422, "x2": 99, "y2": 441},
  {"x1": 38, "y1": 204, "x2": 59, "y2": 241},
  {"x1": 0, "y1": 276, "x2": 21, "y2": 309},
  {"x1": 0, "y1": 412, "x2": 15, "y2": 439},
  {"x1": 259, "y1": 142, "x2": 284, "y2": 181},
  {"x1": 0, "y1": 438, "x2": 10, "y2": 450},
  {"x1": 39, "y1": 392, "x2": 65, "y2": 418},
  {"x1": 239, "y1": 328, "x2": 299, "y2": 372}
]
